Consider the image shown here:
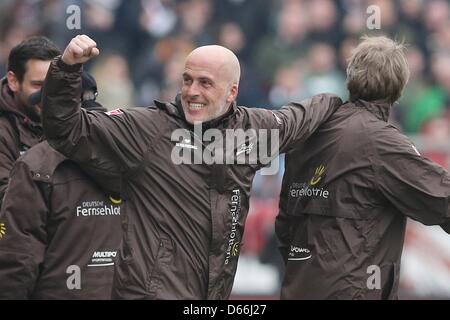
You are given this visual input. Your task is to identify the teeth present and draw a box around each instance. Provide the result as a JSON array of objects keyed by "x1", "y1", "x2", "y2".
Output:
[{"x1": 189, "y1": 103, "x2": 205, "y2": 110}]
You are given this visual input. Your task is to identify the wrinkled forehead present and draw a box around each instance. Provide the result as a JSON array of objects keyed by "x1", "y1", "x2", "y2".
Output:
[{"x1": 184, "y1": 54, "x2": 227, "y2": 79}]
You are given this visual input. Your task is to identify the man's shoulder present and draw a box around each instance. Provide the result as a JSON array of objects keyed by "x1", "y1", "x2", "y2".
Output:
[
  {"x1": 365, "y1": 121, "x2": 420, "y2": 158},
  {"x1": 374, "y1": 123, "x2": 412, "y2": 144},
  {"x1": 281, "y1": 93, "x2": 343, "y2": 110},
  {"x1": 0, "y1": 113, "x2": 18, "y2": 143},
  {"x1": 104, "y1": 105, "x2": 157, "y2": 115},
  {"x1": 307, "y1": 93, "x2": 343, "y2": 105},
  {"x1": 100, "y1": 106, "x2": 165, "y2": 129},
  {"x1": 18, "y1": 141, "x2": 66, "y2": 175},
  {"x1": 0, "y1": 112, "x2": 15, "y2": 129},
  {"x1": 234, "y1": 106, "x2": 281, "y2": 129},
  {"x1": 106, "y1": 106, "x2": 163, "y2": 120}
]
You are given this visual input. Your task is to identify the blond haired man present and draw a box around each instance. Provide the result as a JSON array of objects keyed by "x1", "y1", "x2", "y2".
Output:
[{"x1": 276, "y1": 36, "x2": 450, "y2": 299}]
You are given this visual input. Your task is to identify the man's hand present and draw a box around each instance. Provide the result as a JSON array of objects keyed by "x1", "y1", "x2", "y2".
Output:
[{"x1": 61, "y1": 35, "x2": 100, "y2": 65}]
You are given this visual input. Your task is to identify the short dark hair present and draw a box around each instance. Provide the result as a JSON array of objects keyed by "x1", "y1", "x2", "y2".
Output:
[{"x1": 7, "y1": 36, "x2": 60, "y2": 82}]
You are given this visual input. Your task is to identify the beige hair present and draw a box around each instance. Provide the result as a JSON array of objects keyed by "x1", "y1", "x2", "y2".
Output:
[{"x1": 346, "y1": 36, "x2": 410, "y2": 104}]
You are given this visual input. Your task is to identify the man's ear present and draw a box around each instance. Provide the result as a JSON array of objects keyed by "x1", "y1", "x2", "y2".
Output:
[
  {"x1": 6, "y1": 71, "x2": 20, "y2": 93},
  {"x1": 226, "y1": 83, "x2": 239, "y2": 103}
]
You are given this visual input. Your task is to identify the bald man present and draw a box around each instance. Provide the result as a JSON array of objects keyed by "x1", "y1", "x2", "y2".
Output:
[
  {"x1": 40, "y1": 35, "x2": 342, "y2": 299},
  {"x1": 181, "y1": 45, "x2": 240, "y2": 124}
]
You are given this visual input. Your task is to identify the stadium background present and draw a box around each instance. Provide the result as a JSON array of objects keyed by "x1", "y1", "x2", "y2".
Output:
[{"x1": 1, "y1": 0, "x2": 449, "y2": 299}]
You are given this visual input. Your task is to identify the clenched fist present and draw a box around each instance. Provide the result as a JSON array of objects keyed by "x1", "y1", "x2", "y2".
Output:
[{"x1": 62, "y1": 35, "x2": 100, "y2": 65}]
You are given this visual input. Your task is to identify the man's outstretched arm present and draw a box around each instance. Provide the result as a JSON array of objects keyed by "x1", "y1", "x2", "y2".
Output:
[{"x1": 275, "y1": 94, "x2": 342, "y2": 153}]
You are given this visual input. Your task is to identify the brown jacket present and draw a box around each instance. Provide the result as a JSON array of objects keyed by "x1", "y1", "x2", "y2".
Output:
[
  {"x1": 0, "y1": 78, "x2": 43, "y2": 206},
  {"x1": 276, "y1": 100, "x2": 450, "y2": 299},
  {"x1": 0, "y1": 141, "x2": 122, "y2": 299},
  {"x1": 42, "y1": 56, "x2": 342, "y2": 299}
]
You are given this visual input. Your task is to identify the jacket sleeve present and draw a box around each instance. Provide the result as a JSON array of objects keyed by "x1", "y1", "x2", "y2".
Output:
[
  {"x1": 275, "y1": 94, "x2": 342, "y2": 153},
  {"x1": 373, "y1": 127, "x2": 450, "y2": 227},
  {"x1": 0, "y1": 161, "x2": 48, "y2": 299},
  {"x1": 243, "y1": 94, "x2": 341, "y2": 167},
  {"x1": 41, "y1": 57, "x2": 154, "y2": 194}
]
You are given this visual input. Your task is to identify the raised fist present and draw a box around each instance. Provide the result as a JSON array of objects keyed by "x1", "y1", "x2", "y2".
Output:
[{"x1": 62, "y1": 35, "x2": 100, "y2": 65}]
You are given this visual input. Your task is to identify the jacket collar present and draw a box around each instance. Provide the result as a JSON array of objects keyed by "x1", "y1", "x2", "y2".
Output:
[
  {"x1": 354, "y1": 99, "x2": 391, "y2": 122},
  {"x1": 0, "y1": 77, "x2": 43, "y2": 135},
  {"x1": 154, "y1": 93, "x2": 237, "y2": 130}
]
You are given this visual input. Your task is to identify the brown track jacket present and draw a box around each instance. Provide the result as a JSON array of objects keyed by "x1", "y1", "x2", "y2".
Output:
[
  {"x1": 276, "y1": 100, "x2": 450, "y2": 299},
  {"x1": 41, "y1": 56, "x2": 342, "y2": 299},
  {"x1": 0, "y1": 78, "x2": 43, "y2": 206},
  {"x1": 0, "y1": 141, "x2": 122, "y2": 299}
]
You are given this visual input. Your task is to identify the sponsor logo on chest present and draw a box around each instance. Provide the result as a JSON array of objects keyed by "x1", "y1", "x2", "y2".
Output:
[
  {"x1": 87, "y1": 250, "x2": 117, "y2": 267},
  {"x1": 75, "y1": 200, "x2": 121, "y2": 217}
]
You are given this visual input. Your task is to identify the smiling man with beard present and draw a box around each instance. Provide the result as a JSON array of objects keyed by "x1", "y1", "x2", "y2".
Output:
[{"x1": 0, "y1": 36, "x2": 60, "y2": 206}]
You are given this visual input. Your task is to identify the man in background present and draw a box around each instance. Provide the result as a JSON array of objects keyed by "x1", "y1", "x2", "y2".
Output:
[
  {"x1": 0, "y1": 75, "x2": 122, "y2": 299},
  {"x1": 276, "y1": 36, "x2": 450, "y2": 300},
  {"x1": 0, "y1": 36, "x2": 60, "y2": 206}
]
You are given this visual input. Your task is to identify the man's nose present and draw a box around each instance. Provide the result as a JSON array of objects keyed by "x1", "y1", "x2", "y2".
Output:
[{"x1": 186, "y1": 81, "x2": 200, "y2": 97}]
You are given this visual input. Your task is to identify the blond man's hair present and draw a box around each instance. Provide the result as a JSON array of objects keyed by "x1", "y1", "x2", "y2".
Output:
[{"x1": 346, "y1": 36, "x2": 410, "y2": 104}]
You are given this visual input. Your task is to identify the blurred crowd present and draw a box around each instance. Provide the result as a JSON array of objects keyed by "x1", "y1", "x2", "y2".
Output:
[
  {"x1": 1, "y1": 0, "x2": 450, "y2": 298},
  {"x1": 0, "y1": 0, "x2": 450, "y2": 130},
  {"x1": 2, "y1": 0, "x2": 450, "y2": 132}
]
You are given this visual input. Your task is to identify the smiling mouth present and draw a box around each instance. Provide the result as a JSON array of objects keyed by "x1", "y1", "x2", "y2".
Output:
[{"x1": 188, "y1": 102, "x2": 205, "y2": 111}]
